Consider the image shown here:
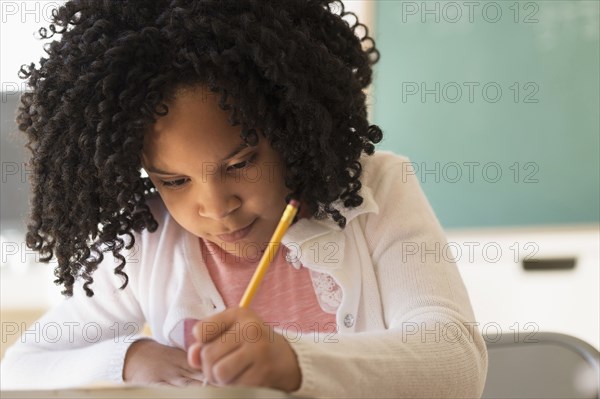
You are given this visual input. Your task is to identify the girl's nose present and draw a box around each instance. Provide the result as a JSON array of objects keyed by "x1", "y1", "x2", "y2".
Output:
[{"x1": 195, "y1": 182, "x2": 241, "y2": 220}]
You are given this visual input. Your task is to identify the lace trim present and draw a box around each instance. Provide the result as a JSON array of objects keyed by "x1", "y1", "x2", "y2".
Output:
[{"x1": 309, "y1": 269, "x2": 342, "y2": 314}]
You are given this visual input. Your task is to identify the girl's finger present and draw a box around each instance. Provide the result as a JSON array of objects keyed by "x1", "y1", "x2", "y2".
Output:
[
  {"x1": 187, "y1": 342, "x2": 202, "y2": 369},
  {"x1": 209, "y1": 345, "x2": 254, "y2": 386},
  {"x1": 202, "y1": 341, "x2": 245, "y2": 385},
  {"x1": 193, "y1": 317, "x2": 229, "y2": 343},
  {"x1": 171, "y1": 376, "x2": 206, "y2": 387},
  {"x1": 193, "y1": 308, "x2": 245, "y2": 343}
]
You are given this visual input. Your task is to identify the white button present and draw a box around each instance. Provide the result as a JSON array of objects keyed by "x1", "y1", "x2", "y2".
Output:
[
  {"x1": 344, "y1": 314, "x2": 354, "y2": 328},
  {"x1": 284, "y1": 246, "x2": 302, "y2": 269}
]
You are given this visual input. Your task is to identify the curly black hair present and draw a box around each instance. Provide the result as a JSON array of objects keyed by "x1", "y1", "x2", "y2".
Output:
[{"x1": 17, "y1": 0, "x2": 382, "y2": 297}]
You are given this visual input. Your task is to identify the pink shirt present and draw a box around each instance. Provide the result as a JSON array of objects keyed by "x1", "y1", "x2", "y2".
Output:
[{"x1": 183, "y1": 235, "x2": 342, "y2": 347}]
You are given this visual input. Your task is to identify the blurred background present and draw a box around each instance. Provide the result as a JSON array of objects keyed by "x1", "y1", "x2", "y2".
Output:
[
  {"x1": 1, "y1": 0, "x2": 599, "y2": 396},
  {"x1": 368, "y1": 0, "x2": 599, "y2": 352}
]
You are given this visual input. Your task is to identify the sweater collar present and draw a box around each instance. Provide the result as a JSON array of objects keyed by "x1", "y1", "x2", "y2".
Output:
[{"x1": 281, "y1": 184, "x2": 379, "y2": 270}]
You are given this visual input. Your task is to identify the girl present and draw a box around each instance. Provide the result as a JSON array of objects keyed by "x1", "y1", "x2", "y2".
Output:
[{"x1": 1, "y1": 0, "x2": 488, "y2": 397}]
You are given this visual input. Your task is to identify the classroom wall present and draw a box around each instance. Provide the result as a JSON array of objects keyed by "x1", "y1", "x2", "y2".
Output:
[
  {"x1": 371, "y1": 0, "x2": 600, "y2": 229},
  {"x1": 367, "y1": 0, "x2": 600, "y2": 351}
]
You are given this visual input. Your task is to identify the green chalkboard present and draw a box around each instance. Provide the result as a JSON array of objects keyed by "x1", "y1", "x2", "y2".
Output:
[{"x1": 371, "y1": 0, "x2": 599, "y2": 228}]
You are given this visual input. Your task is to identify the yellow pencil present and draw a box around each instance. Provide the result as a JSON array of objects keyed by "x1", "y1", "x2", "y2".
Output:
[{"x1": 239, "y1": 199, "x2": 300, "y2": 308}]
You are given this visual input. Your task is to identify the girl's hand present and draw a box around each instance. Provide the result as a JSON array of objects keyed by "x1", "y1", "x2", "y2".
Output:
[
  {"x1": 187, "y1": 307, "x2": 301, "y2": 392},
  {"x1": 123, "y1": 338, "x2": 205, "y2": 386}
]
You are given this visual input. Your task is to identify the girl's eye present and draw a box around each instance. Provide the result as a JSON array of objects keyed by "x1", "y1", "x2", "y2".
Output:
[
  {"x1": 228, "y1": 161, "x2": 248, "y2": 170},
  {"x1": 160, "y1": 178, "x2": 188, "y2": 188},
  {"x1": 227, "y1": 154, "x2": 257, "y2": 172}
]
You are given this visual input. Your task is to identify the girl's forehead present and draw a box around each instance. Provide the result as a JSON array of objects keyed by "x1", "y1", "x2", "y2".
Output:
[
  {"x1": 142, "y1": 88, "x2": 252, "y2": 163},
  {"x1": 149, "y1": 89, "x2": 231, "y2": 139}
]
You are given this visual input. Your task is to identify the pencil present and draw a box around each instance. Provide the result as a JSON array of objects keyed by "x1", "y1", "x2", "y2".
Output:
[{"x1": 238, "y1": 199, "x2": 300, "y2": 308}]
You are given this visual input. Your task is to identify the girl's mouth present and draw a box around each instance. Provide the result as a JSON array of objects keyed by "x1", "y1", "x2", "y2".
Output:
[{"x1": 216, "y1": 219, "x2": 256, "y2": 243}]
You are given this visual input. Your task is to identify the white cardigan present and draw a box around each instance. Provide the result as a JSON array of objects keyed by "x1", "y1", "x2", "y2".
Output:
[{"x1": 1, "y1": 151, "x2": 488, "y2": 398}]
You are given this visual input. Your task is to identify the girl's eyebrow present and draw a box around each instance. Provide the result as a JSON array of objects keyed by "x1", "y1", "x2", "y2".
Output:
[
  {"x1": 144, "y1": 165, "x2": 178, "y2": 176},
  {"x1": 221, "y1": 142, "x2": 251, "y2": 163},
  {"x1": 145, "y1": 141, "x2": 251, "y2": 176}
]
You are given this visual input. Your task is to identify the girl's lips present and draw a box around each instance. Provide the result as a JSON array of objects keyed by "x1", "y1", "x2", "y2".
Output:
[{"x1": 216, "y1": 220, "x2": 255, "y2": 243}]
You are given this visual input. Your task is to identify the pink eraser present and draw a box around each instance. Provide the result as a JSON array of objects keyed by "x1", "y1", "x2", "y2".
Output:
[{"x1": 289, "y1": 199, "x2": 300, "y2": 208}]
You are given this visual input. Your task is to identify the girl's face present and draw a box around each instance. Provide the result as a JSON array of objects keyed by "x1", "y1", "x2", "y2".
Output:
[{"x1": 141, "y1": 86, "x2": 293, "y2": 260}]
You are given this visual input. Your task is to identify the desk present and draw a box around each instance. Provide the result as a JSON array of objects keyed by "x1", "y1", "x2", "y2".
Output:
[{"x1": 0, "y1": 386, "x2": 294, "y2": 398}]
